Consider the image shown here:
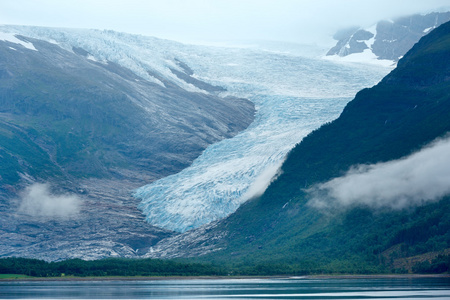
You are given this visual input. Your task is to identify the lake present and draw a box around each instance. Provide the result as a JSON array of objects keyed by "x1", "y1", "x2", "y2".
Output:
[{"x1": 1, "y1": 276, "x2": 449, "y2": 299}]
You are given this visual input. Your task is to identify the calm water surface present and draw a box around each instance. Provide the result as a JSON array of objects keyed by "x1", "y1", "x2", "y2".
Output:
[{"x1": 1, "y1": 277, "x2": 450, "y2": 299}]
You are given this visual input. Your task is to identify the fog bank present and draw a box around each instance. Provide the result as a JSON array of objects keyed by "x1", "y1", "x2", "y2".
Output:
[{"x1": 308, "y1": 135, "x2": 450, "y2": 210}]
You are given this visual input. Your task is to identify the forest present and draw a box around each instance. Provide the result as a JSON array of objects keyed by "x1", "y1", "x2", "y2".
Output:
[
  {"x1": 0, "y1": 254, "x2": 448, "y2": 278},
  {"x1": 0, "y1": 257, "x2": 226, "y2": 277}
]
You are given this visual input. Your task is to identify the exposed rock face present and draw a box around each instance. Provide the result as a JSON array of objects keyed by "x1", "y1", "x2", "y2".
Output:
[
  {"x1": 0, "y1": 27, "x2": 255, "y2": 260},
  {"x1": 328, "y1": 29, "x2": 374, "y2": 57},
  {"x1": 327, "y1": 12, "x2": 450, "y2": 61}
]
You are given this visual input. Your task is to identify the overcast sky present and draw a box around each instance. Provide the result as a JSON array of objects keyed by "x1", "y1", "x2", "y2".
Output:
[{"x1": 1, "y1": 0, "x2": 449, "y2": 45}]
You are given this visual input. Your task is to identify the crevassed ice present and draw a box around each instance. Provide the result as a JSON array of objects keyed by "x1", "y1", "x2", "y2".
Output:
[
  {"x1": 2, "y1": 26, "x2": 392, "y2": 232},
  {"x1": 0, "y1": 25, "x2": 202, "y2": 91},
  {"x1": 134, "y1": 46, "x2": 392, "y2": 232}
]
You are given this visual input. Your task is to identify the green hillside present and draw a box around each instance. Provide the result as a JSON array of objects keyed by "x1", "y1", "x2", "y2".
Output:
[{"x1": 200, "y1": 21, "x2": 450, "y2": 274}]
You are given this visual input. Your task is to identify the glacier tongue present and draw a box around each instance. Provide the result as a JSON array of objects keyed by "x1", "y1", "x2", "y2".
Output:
[
  {"x1": 3, "y1": 25, "x2": 390, "y2": 233},
  {"x1": 2, "y1": 25, "x2": 391, "y2": 233},
  {"x1": 134, "y1": 46, "x2": 392, "y2": 232}
]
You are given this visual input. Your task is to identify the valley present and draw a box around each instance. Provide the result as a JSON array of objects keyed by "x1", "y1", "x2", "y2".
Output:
[{"x1": 0, "y1": 12, "x2": 449, "y2": 275}]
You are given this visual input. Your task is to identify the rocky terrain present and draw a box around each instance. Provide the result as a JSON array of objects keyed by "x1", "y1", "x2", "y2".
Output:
[
  {"x1": 2, "y1": 13, "x2": 448, "y2": 265},
  {"x1": 0, "y1": 27, "x2": 254, "y2": 260},
  {"x1": 327, "y1": 12, "x2": 450, "y2": 61}
]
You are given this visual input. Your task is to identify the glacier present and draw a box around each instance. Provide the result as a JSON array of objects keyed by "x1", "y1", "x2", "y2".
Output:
[
  {"x1": 1, "y1": 25, "x2": 392, "y2": 233},
  {"x1": 134, "y1": 45, "x2": 393, "y2": 232},
  {"x1": 0, "y1": 25, "x2": 208, "y2": 91}
]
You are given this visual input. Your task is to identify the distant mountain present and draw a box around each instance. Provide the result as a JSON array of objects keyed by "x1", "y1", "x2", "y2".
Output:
[
  {"x1": 152, "y1": 21, "x2": 450, "y2": 274},
  {"x1": 0, "y1": 27, "x2": 254, "y2": 260},
  {"x1": 327, "y1": 12, "x2": 450, "y2": 62}
]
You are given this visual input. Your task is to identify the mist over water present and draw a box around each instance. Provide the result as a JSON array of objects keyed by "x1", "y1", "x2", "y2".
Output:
[{"x1": 135, "y1": 45, "x2": 391, "y2": 232}]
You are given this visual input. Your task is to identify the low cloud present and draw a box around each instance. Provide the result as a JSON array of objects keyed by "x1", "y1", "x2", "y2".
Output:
[
  {"x1": 18, "y1": 183, "x2": 82, "y2": 218},
  {"x1": 242, "y1": 161, "x2": 283, "y2": 201},
  {"x1": 308, "y1": 135, "x2": 450, "y2": 210}
]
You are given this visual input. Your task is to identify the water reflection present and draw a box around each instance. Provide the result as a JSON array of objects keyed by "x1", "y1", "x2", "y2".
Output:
[{"x1": 1, "y1": 277, "x2": 449, "y2": 299}]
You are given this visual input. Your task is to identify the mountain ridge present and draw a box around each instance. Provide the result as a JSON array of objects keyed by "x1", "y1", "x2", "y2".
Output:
[
  {"x1": 149, "y1": 21, "x2": 450, "y2": 274},
  {"x1": 0, "y1": 27, "x2": 255, "y2": 260},
  {"x1": 327, "y1": 11, "x2": 450, "y2": 63},
  {"x1": 2, "y1": 16, "x2": 448, "y2": 269}
]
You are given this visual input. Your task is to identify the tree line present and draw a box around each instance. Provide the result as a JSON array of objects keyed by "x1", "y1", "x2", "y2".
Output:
[
  {"x1": 1, "y1": 254, "x2": 448, "y2": 278},
  {"x1": 0, "y1": 257, "x2": 227, "y2": 277}
]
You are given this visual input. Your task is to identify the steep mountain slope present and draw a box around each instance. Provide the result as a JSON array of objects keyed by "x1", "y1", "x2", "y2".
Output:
[
  {"x1": 154, "y1": 21, "x2": 450, "y2": 273},
  {"x1": 133, "y1": 12, "x2": 450, "y2": 241},
  {"x1": 0, "y1": 29, "x2": 254, "y2": 186},
  {"x1": 0, "y1": 28, "x2": 254, "y2": 260},
  {"x1": 327, "y1": 12, "x2": 450, "y2": 62}
]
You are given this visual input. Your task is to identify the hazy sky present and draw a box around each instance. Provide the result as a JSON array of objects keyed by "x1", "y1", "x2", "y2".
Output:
[{"x1": 1, "y1": 0, "x2": 449, "y2": 45}]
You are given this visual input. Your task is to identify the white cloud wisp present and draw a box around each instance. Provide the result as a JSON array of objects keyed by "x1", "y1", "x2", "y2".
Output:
[
  {"x1": 18, "y1": 183, "x2": 82, "y2": 218},
  {"x1": 308, "y1": 135, "x2": 450, "y2": 210},
  {"x1": 241, "y1": 161, "x2": 284, "y2": 201}
]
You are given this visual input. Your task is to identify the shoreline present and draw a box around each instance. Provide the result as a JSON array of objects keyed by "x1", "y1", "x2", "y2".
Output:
[{"x1": 1, "y1": 274, "x2": 449, "y2": 282}]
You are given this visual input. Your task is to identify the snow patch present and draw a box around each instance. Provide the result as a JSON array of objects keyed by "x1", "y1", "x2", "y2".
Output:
[
  {"x1": 366, "y1": 24, "x2": 377, "y2": 49},
  {"x1": 382, "y1": 39, "x2": 397, "y2": 43},
  {"x1": 323, "y1": 49, "x2": 396, "y2": 68},
  {"x1": 0, "y1": 32, "x2": 37, "y2": 51},
  {"x1": 86, "y1": 54, "x2": 99, "y2": 62}
]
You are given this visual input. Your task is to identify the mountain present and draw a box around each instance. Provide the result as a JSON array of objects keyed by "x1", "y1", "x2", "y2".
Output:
[
  {"x1": 149, "y1": 21, "x2": 450, "y2": 274},
  {"x1": 327, "y1": 12, "x2": 450, "y2": 63},
  {"x1": 0, "y1": 27, "x2": 254, "y2": 260},
  {"x1": 0, "y1": 25, "x2": 388, "y2": 261}
]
